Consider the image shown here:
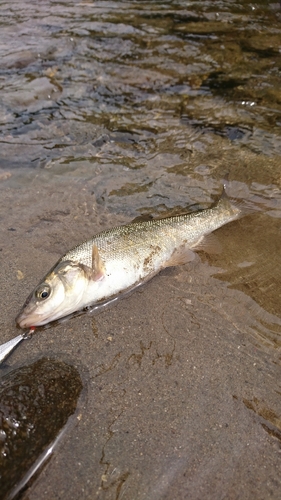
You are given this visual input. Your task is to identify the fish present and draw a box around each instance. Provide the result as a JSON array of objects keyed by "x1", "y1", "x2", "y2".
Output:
[{"x1": 16, "y1": 186, "x2": 253, "y2": 328}]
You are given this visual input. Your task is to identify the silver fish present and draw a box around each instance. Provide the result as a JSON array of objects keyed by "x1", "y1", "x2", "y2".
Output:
[{"x1": 16, "y1": 188, "x2": 252, "y2": 328}]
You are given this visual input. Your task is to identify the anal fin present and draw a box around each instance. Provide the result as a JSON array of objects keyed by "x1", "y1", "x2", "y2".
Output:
[
  {"x1": 164, "y1": 245, "x2": 196, "y2": 268},
  {"x1": 192, "y1": 233, "x2": 222, "y2": 254}
]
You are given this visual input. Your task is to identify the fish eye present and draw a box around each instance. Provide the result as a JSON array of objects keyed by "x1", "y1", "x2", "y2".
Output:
[{"x1": 36, "y1": 284, "x2": 51, "y2": 301}]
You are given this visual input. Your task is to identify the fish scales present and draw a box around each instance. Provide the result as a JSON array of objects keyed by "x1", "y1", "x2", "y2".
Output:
[
  {"x1": 61, "y1": 200, "x2": 237, "y2": 269},
  {"x1": 15, "y1": 189, "x2": 248, "y2": 328}
]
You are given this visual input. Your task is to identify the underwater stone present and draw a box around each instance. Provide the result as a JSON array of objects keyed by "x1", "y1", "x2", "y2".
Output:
[{"x1": 0, "y1": 358, "x2": 83, "y2": 499}]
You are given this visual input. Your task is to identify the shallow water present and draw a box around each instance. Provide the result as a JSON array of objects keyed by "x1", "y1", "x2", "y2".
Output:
[{"x1": 1, "y1": 1, "x2": 281, "y2": 499}]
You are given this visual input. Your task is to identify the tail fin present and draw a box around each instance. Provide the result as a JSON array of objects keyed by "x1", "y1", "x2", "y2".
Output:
[{"x1": 218, "y1": 177, "x2": 262, "y2": 218}]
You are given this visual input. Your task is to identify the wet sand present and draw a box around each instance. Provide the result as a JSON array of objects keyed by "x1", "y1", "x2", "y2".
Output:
[{"x1": 1, "y1": 179, "x2": 281, "y2": 499}]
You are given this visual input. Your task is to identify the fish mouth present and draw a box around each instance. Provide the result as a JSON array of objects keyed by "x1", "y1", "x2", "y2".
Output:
[{"x1": 16, "y1": 310, "x2": 48, "y2": 329}]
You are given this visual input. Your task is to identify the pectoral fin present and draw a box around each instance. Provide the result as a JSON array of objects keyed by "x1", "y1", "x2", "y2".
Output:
[
  {"x1": 78, "y1": 245, "x2": 106, "y2": 281},
  {"x1": 91, "y1": 244, "x2": 106, "y2": 281}
]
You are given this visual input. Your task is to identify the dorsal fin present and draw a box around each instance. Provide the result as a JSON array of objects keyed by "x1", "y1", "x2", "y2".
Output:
[{"x1": 131, "y1": 214, "x2": 154, "y2": 224}]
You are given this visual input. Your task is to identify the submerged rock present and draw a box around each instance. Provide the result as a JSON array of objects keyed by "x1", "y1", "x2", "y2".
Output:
[{"x1": 0, "y1": 358, "x2": 83, "y2": 499}]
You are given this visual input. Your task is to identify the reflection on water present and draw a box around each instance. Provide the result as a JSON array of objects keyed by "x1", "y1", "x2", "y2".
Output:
[{"x1": 1, "y1": 0, "x2": 281, "y2": 499}]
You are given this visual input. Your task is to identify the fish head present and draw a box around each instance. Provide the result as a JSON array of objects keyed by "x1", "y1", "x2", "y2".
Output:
[{"x1": 16, "y1": 260, "x2": 89, "y2": 328}]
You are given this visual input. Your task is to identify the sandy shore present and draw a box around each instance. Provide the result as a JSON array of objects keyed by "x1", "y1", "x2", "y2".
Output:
[{"x1": 1, "y1": 179, "x2": 281, "y2": 500}]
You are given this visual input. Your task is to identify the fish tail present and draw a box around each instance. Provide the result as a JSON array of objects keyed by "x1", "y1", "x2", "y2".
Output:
[{"x1": 218, "y1": 177, "x2": 260, "y2": 218}]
